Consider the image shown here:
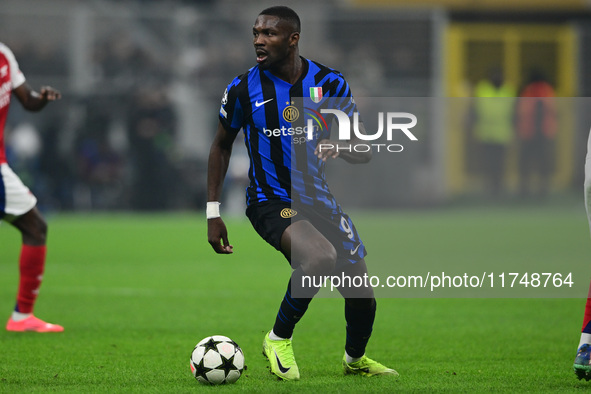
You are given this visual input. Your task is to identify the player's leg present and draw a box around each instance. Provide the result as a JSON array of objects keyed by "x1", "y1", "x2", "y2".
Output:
[
  {"x1": 263, "y1": 219, "x2": 337, "y2": 380},
  {"x1": 1, "y1": 164, "x2": 62, "y2": 332},
  {"x1": 337, "y1": 259, "x2": 375, "y2": 359},
  {"x1": 575, "y1": 130, "x2": 591, "y2": 378},
  {"x1": 335, "y1": 259, "x2": 398, "y2": 377},
  {"x1": 575, "y1": 285, "x2": 591, "y2": 380},
  {"x1": 272, "y1": 219, "x2": 336, "y2": 336}
]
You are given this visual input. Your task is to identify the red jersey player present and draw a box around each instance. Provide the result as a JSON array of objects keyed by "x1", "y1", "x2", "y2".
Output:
[
  {"x1": 0, "y1": 42, "x2": 63, "y2": 332},
  {"x1": 575, "y1": 130, "x2": 591, "y2": 378}
]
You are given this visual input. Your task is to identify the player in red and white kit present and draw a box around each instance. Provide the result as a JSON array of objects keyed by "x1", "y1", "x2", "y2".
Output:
[
  {"x1": 575, "y1": 130, "x2": 591, "y2": 377},
  {"x1": 0, "y1": 42, "x2": 63, "y2": 332}
]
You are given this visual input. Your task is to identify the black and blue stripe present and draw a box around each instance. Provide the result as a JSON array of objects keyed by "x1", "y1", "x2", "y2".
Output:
[{"x1": 219, "y1": 57, "x2": 356, "y2": 211}]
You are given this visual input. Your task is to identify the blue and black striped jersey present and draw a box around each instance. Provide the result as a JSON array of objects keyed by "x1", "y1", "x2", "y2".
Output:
[{"x1": 219, "y1": 57, "x2": 356, "y2": 211}]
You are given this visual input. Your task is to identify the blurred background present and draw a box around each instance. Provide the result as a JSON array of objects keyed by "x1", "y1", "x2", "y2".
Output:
[{"x1": 1, "y1": 0, "x2": 591, "y2": 213}]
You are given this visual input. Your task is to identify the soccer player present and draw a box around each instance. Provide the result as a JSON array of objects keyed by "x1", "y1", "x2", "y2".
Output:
[
  {"x1": 207, "y1": 6, "x2": 397, "y2": 380},
  {"x1": 575, "y1": 129, "x2": 591, "y2": 378},
  {"x1": 0, "y1": 42, "x2": 63, "y2": 332}
]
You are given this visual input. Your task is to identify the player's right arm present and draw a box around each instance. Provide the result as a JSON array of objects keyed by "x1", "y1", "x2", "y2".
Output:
[
  {"x1": 13, "y1": 83, "x2": 61, "y2": 112},
  {"x1": 207, "y1": 120, "x2": 238, "y2": 254}
]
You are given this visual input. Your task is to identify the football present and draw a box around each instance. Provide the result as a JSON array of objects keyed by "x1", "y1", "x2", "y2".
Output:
[{"x1": 190, "y1": 335, "x2": 245, "y2": 385}]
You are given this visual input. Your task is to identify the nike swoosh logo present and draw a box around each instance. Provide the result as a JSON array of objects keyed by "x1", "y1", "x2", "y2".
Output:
[
  {"x1": 350, "y1": 243, "x2": 361, "y2": 255},
  {"x1": 274, "y1": 350, "x2": 291, "y2": 373},
  {"x1": 255, "y1": 98, "x2": 274, "y2": 107}
]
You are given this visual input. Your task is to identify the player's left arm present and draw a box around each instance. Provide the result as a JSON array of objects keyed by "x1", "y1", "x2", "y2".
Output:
[
  {"x1": 314, "y1": 121, "x2": 372, "y2": 164},
  {"x1": 314, "y1": 74, "x2": 371, "y2": 164},
  {"x1": 13, "y1": 83, "x2": 61, "y2": 112}
]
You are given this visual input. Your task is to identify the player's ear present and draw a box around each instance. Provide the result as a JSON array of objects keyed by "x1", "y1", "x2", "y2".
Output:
[{"x1": 289, "y1": 32, "x2": 300, "y2": 48}]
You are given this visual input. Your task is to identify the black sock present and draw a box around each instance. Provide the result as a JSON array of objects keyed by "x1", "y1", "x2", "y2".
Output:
[
  {"x1": 344, "y1": 298, "x2": 376, "y2": 358},
  {"x1": 272, "y1": 267, "x2": 318, "y2": 339}
]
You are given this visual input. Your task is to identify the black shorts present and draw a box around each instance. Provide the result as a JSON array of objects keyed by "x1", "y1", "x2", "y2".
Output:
[{"x1": 246, "y1": 200, "x2": 366, "y2": 264}]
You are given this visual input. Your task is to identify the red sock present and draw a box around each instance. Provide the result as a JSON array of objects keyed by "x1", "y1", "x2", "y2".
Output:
[
  {"x1": 584, "y1": 298, "x2": 591, "y2": 332},
  {"x1": 583, "y1": 282, "x2": 591, "y2": 333},
  {"x1": 16, "y1": 245, "x2": 47, "y2": 314}
]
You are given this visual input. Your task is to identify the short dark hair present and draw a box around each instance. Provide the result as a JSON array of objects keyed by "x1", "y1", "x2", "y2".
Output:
[{"x1": 259, "y1": 6, "x2": 301, "y2": 33}]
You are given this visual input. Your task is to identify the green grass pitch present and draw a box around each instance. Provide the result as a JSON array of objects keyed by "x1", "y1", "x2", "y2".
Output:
[{"x1": 1, "y1": 202, "x2": 591, "y2": 392}]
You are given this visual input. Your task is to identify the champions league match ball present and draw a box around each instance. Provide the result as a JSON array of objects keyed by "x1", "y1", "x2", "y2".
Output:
[{"x1": 190, "y1": 335, "x2": 245, "y2": 385}]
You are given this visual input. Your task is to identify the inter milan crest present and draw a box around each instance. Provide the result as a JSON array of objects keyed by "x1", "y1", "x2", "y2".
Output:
[
  {"x1": 280, "y1": 208, "x2": 298, "y2": 218},
  {"x1": 310, "y1": 87, "x2": 322, "y2": 103},
  {"x1": 282, "y1": 105, "x2": 299, "y2": 122}
]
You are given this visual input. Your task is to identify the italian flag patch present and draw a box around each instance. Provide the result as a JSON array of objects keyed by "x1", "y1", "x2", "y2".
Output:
[{"x1": 310, "y1": 87, "x2": 323, "y2": 103}]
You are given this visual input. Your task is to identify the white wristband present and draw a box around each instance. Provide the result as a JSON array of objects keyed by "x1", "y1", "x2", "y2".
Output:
[{"x1": 206, "y1": 201, "x2": 221, "y2": 219}]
